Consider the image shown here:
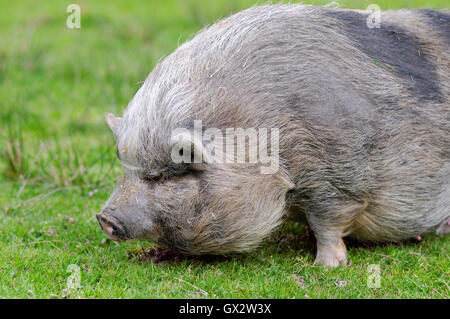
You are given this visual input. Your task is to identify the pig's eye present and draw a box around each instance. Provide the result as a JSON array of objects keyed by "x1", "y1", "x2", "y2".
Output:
[
  {"x1": 142, "y1": 171, "x2": 164, "y2": 182},
  {"x1": 142, "y1": 166, "x2": 202, "y2": 183}
]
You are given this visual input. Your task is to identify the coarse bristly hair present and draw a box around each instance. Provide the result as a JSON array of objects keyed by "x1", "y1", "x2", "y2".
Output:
[{"x1": 100, "y1": 4, "x2": 449, "y2": 265}]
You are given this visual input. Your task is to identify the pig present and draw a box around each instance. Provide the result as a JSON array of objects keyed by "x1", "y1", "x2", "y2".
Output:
[{"x1": 97, "y1": 4, "x2": 449, "y2": 266}]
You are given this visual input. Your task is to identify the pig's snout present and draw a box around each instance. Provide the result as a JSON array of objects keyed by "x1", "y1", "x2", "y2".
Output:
[{"x1": 96, "y1": 212, "x2": 127, "y2": 242}]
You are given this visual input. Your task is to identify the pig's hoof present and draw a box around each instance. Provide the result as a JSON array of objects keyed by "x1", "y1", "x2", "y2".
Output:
[
  {"x1": 314, "y1": 246, "x2": 347, "y2": 267},
  {"x1": 436, "y1": 219, "x2": 450, "y2": 235}
]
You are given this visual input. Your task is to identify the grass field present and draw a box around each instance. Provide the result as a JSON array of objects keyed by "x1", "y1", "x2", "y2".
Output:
[{"x1": 0, "y1": 0, "x2": 448, "y2": 298}]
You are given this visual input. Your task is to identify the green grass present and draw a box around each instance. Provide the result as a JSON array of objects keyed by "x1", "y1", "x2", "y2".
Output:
[{"x1": 0, "y1": 0, "x2": 448, "y2": 299}]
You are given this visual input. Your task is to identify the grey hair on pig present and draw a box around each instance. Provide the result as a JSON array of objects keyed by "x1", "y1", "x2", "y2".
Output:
[{"x1": 98, "y1": 4, "x2": 450, "y2": 266}]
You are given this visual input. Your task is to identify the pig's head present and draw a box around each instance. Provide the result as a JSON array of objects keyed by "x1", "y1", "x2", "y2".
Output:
[{"x1": 97, "y1": 111, "x2": 294, "y2": 255}]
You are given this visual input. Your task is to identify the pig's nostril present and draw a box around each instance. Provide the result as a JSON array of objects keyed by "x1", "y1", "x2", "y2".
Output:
[{"x1": 96, "y1": 212, "x2": 126, "y2": 241}]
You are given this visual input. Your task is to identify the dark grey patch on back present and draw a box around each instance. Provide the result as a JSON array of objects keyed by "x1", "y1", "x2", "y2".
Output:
[
  {"x1": 417, "y1": 9, "x2": 450, "y2": 43},
  {"x1": 324, "y1": 9, "x2": 443, "y2": 102}
]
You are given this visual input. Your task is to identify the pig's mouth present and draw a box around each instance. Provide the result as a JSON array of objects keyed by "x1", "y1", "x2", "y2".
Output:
[{"x1": 96, "y1": 212, "x2": 128, "y2": 242}]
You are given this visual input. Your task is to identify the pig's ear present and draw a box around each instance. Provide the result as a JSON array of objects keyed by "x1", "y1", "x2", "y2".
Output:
[
  {"x1": 105, "y1": 113, "x2": 122, "y2": 136},
  {"x1": 170, "y1": 130, "x2": 212, "y2": 164}
]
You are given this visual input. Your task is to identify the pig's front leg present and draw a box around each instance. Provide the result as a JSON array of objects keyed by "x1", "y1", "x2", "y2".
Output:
[
  {"x1": 305, "y1": 197, "x2": 366, "y2": 267},
  {"x1": 313, "y1": 232, "x2": 347, "y2": 267}
]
